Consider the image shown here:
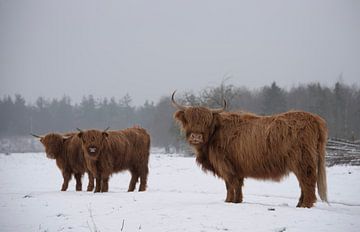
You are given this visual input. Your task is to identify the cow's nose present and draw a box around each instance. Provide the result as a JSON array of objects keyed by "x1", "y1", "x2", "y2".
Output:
[
  {"x1": 89, "y1": 147, "x2": 97, "y2": 153},
  {"x1": 196, "y1": 134, "x2": 203, "y2": 140},
  {"x1": 190, "y1": 133, "x2": 203, "y2": 141}
]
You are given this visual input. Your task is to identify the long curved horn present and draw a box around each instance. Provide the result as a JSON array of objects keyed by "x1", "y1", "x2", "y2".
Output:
[
  {"x1": 171, "y1": 90, "x2": 186, "y2": 111},
  {"x1": 210, "y1": 99, "x2": 227, "y2": 113},
  {"x1": 30, "y1": 133, "x2": 43, "y2": 139},
  {"x1": 76, "y1": 128, "x2": 84, "y2": 133},
  {"x1": 62, "y1": 135, "x2": 73, "y2": 140},
  {"x1": 103, "y1": 126, "x2": 110, "y2": 132}
]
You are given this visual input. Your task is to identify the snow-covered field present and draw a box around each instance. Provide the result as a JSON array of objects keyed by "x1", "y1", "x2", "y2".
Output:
[{"x1": 0, "y1": 153, "x2": 359, "y2": 232}]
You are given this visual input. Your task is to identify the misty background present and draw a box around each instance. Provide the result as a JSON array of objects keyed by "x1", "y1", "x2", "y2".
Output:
[
  {"x1": 1, "y1": 81, "x2": 360, "y2": 153},
  {"x1": 0, "y1": 0, "x2": 359, "y2": 152}
]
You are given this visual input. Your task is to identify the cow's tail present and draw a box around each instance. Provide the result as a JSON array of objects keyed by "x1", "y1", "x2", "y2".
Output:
[{"x1": 316, "y1": 116, "x2": 328, "y2": 203}]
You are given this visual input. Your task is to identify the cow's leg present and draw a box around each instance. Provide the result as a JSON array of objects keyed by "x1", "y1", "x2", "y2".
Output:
[
  {"x1": 94, "y1": 175, "x2": 101, "y2": 193},
  {"x1": 128, "y1": 170, "x2": 139, "y2": 192},
  {"x1": 86, "y1": 172, "x2": 95, "y2": 192},
  {"x1": 61, "y1": 172, "x2": 71, "y2": 191},
  {"x1": 225, "y1": 181, "x2": 235, "y2": 203},
  {"x1": 233, "y1": 177, "x2": 244, "y2": 203},
  {"x1": 101, "y1": 176, "x2": 109, "y2": 192},
  {"x1": 74, "y1": 173, "x2": 82, "y2": 191},
  {"x1": 294, "y1": 161, "x2": 317, "y2": 208},
  {"x1": 139, "y1": 166, "x2": 149, "y2": 192},
  {"x1": 297, "y1": 190, "x2": 304, "y2": 207},
  {"x1": 300, "y1": 170, "x2": 317, "y2": 208},
  {"x1": 297, "y1": 179, "x2": 316, "y2": 208}
]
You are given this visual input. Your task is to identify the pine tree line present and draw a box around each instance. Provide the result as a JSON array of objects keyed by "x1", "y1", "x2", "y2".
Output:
[{"x1": 1, "y1": 81, "x2": 359, "y2": 151}]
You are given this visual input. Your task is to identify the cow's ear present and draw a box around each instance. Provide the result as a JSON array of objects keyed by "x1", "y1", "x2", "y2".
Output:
[
  {"x1": 102, "y1": 132, "x2": 109, "y2": 138},
  {"x1": 77, "y1": 132, "x2": 83, "y2": 139},
  {"x1": 174, "y1": 111, "x2": 187, "y2": 125}
]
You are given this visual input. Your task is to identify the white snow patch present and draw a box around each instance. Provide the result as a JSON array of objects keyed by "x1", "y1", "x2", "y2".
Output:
[{"x1": 0, "y1": 153, "x2": 359, "y2": 232}]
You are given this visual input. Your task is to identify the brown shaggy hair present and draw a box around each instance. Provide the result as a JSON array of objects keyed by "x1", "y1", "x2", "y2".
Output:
[
  {"x1": 36, "y1": 132, "x2": 94, "y2": 191},
  {"x1": 77, "y1": 127, "x2": 150, "y2": 193},
  {"x1": 173, "y1": 97, "x2": 328, "y2": 208}
]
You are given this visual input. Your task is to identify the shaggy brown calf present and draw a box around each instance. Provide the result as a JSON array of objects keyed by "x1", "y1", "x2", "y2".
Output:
[
  {"x1": 77, "y1": 127, "x2": 150, "y2": 193},
  {"x1": 172, "y1": 91, "x2": 328, "y2": 208},
  {"x1": 32, "y1": 132, "x2": 94, "y2": 191}
]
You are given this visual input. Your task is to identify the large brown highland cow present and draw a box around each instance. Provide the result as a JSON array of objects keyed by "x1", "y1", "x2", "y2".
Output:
[
  {"x1": 32, "y1": 132, "x2": 94, "y2": 191},
  {"x1": 172, "y1": 91, "x2": 328, "y2": 208},
  {"x1": 77, "y1": 127, "x2": 150, "y2": 193}
]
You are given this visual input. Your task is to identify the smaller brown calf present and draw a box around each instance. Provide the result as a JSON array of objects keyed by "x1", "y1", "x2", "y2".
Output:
[
  {"x1": 77, "y1": 127, "x2": 150, "y2": 193},
  {"x1": 32, "y1": 132, "x2": 94, "y2": 191}
]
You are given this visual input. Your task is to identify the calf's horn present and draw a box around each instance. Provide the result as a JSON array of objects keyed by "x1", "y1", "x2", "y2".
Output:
[
  {"x1": 103, "y1": 126, "x2": 110, "y2": 132},
  {"x1": 171, "y1": 90, "x2": 186, "y2": 111},
  {"x1": 210, "y1": 99, "x2": 227, "y2": 113},
  {"x1": 76, "y1": 128, "x2": 84, "y2": 133},
  {"x1": 30, "y1": 133, "x2": 43, "y2": 139},
  {"x1": 62, "y1": 135, "x2": 72, "y2": 139}
]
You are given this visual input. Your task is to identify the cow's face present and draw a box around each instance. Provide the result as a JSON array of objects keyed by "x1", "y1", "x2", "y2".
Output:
[
  {"x1": 77, "y1": 130, "x2": 108, "y2": 160},
  {"x1": 174, "y1": 107, "x2": 218, "y2": 146},
  {"x1": 172, "y1": 91, "x2": 225, "y2": 147},
  {"x1": 40, "y1": 134, "x2": 65, "y2": 159}
]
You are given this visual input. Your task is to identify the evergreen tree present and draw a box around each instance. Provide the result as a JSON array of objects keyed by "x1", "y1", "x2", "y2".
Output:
[
  {"x1": 0, "y1": 96, "x2": 13, "y2": 136},
  {"x1": 32, "y1": 97, "x2": 52, "y2": 134},
  {"x1": 333, "y1": 82, "x2": 347, "y2": 138},
  {"x1": 261, "y1": 82, "x2": 287, "y2": 115},
  {"x1": 151, "y1": 97, "x2": 177, "y2": 150},
  {"x1": 77, "y1": 95, "x2": 98, "y2": 129}
]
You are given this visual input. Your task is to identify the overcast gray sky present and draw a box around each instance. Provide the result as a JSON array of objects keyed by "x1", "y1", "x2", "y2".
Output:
[{"x1": 1, "y1": 0, "x2": 359, "y2": 105}]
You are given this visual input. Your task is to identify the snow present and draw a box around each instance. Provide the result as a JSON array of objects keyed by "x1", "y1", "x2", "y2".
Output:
[{"x1": 0, "y1": 153, "x2": 359, "y2": 232}]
